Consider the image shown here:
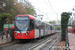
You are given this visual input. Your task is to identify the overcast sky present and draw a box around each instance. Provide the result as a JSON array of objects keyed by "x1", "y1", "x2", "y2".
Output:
[{"x1": 28, "y1": 0, "x2": 75, "y2": 21}]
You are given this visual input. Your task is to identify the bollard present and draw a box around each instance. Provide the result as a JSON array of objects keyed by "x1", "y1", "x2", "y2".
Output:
[
  {"x1": 11, "y1": 29, "x2": 14, "y2": 41},
  {"x1": 1, "y1": 31, "x2": 3, "y2": 40},
  {"x1": 6, "y1": 30, "x2": 8, "y2": 38},
  {"x1": 65, "y1": 29, "x2": 70, "y2": 50}
]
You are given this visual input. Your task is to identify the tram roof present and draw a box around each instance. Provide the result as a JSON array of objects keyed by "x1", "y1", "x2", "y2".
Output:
[
  {"x1": 15, "y1": 15, "x2": 35, "y2": 20},
  {"x1": 15, "y1": 15, "x2": 52, "y2": 26}
]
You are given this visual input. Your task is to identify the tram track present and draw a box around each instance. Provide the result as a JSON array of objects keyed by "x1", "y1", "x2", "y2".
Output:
[
  {"x1": 1, "y1": 33, "x2": 60, "y2": 50},
  {"x1": 29, "y1": 33, "x2": 60, "y2": 50},
  {"x1": 2, "y1": 40, "x2": 35, "y2": 50}
]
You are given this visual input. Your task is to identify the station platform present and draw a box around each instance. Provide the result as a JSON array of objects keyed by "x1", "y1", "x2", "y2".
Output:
[
  {"x1": 68, "y1": 33, "x2": 75, "y2": 50},
  {"x1": 0, "y1": 34, "x2": 11, "y2": 45}
]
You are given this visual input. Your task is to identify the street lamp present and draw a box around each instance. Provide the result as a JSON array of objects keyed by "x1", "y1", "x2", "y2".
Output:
[
  {"x1": 72, "y1": 6, "x2": 75, "y2": 11},
  {"x1": 72, "y1": 6, "x2": 75, "y2": 29}
]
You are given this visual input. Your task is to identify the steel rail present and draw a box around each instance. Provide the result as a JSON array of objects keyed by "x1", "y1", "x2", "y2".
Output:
[
  {"x1": 29, "y1": 33, "x2": 60, "y2": 50},
  {"x1": 29, "y1": 37, "x2": 53, "y2": 50},
  {"x1": 48, "y1": 35, "x2": 60, "y2": 50}
]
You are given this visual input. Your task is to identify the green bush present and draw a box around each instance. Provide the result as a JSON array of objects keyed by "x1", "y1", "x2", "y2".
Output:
[{"x1": 61, "y1": 12, "x2": 71, "y2": 41}]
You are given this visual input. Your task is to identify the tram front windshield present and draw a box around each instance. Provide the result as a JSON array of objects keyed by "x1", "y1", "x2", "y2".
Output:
[{"x1": 15, "y1": 17, "x2": 29, "y2": 31}]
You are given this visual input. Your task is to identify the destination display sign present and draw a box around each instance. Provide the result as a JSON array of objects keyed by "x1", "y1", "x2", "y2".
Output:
[{"x1": 16, "y1": 17, "x2": 29, "y2": 20}]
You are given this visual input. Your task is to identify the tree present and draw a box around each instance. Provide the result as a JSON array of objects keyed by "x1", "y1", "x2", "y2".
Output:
[
  {"x1": 49, "y1": 21, "x2": 56, "y2": 24},
  {"x1": 24, "y1": 5, "x2": 36, "y2": 16},
  {"x1": 14, "y1": 0, "x2": 36, "y2": 16},
  {"x1": 55, "y1": 26, "x2": 60, "y2": 30},
  {"x1": 15, "y1": 2, "x2": 26, "y2": 15},
  {"x1": 0, "y1": 13, "x2": 13, "y2": 30},
  {"x1": 0, "y1": 0, "x2": 6, "y2": 13},
  {"x1": 61, "y1": 12, "x2": 71, "y2": 41},
  {"x1": 0, "y1": 0, "x2": 16, "y2": 13},
  {"x1": 0, "y1": 0, "x2": 36, "y2": 16}
]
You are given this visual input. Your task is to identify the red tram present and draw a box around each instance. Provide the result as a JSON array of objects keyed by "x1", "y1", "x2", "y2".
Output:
[{"x1": 14, "y1": 15, "x2": 55, "y2": 40}]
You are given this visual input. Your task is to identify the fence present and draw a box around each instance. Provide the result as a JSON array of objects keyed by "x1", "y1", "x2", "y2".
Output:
[{"x1": 65, "y1": 29, "x2": 70, "y2": 50}]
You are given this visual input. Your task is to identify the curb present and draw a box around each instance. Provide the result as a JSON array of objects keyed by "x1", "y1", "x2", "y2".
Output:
[{"x1": 0, "y1": 41, "x2": 19, "y2": 50}]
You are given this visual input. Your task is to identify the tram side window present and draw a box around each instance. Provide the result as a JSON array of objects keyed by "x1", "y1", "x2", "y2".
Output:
[
  {"x1": 50, "y1": 26, "x2": 52, "y2": 30},
  {"x1": 52, "y1": 27, "x2": 54, "y2": 30},
  {"x1": 29, "y1": 19, "x2": 34, "y2": 31}
]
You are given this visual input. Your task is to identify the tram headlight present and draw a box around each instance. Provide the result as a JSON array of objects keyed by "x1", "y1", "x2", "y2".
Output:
[
  {"x1": 26, "y1": 32, "x2": 28, "y2": 35},
  {"x1": 15, "y1": 32, "x2": 17, "y2": 35}
]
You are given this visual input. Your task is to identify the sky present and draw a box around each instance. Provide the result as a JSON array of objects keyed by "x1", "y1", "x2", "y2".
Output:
[{"x1": 28, "y1": 0, "x2": 75, "y2": 21}]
